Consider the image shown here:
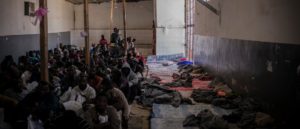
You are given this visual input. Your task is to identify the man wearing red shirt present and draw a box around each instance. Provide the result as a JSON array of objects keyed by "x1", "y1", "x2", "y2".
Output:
[
  {"x1": 99, "y1": 35, "x2": 109, "y2": 54},
  {"x1": 99, "y1": 35, "x2": 108, "y2": 46}
]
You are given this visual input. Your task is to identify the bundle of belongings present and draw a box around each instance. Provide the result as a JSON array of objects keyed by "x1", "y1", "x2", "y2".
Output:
[
  {"x1": 183, "y1": 109, "x2": 275, "y2": 129},
  {"x1": 142, "y1": 62, "x2": 280, "y2": 128},
  {"x1": 185, "y1": 77, "x2": 277, "y2": 129},
  {"x1": 178, "y1": 64, "x2": 213, "y2": 81},
  {"x1": 163, "y1": 72, "x2": 193, "y2": 87},
  {"x1": 139, "y1": 63, "x2": 202, "y2": 107},
  {"x1": 191, "y1": 89, "x2": 240, "y2": 110},
  {"x1": 138, "y1": 83, "x2": 182, "y2": 107},
  {"x1": 183, "y1": 109, "x2": 229, "y2": 129},
  {"x1": 190, "y1": 76, "x2": 237, "y2": 109},
  {"x1": 139, "y1": 63, "x2": 215, "y2": 107},
  {"x1": 162, "y1": 64, "x2": 212, "y2": 88}
]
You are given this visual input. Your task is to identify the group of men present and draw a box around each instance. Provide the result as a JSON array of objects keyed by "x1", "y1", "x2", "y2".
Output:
[
  {"x1": 0, "y1": 28, "x2": 145, "y2": 129},
  {"x1": 96, "y1": 28, "x2": 137, "y2": 57}
]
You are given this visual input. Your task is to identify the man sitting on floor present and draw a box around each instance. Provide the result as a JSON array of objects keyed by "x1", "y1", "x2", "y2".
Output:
[
  {"x1": 84, "y1": 94, "x2": 120, "y2": 129},
  {"x1": 69, "y1": 72, "x2": 96, "y2": 105}
]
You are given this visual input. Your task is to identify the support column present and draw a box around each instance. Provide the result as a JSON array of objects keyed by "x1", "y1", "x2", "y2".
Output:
[
  {"x1": 84, "y1": 0, "x2": 90, "y2": 66},
  {"x1": 152, "y1": 21, "x2": 156, "y2": 55},
  {"x1": 39, "y1": 0, "x2": 48, "y2": 82},
  {"x1": 122, "y1": 0, "x2": 127, "y2": 54},
  {"x1": 110, "y1": 0, "x2": 114, "y2": 35}
]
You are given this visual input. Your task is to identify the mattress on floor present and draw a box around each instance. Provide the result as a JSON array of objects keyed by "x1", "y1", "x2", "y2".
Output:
[
  {"x1": 152, "y1": 104, "x2": 231, "y2": 119},
  {"x1": 151, "y1": 118, "x2": 198, "y2": 129},
  {"x1": 151, "y1": 104, "x2": 232, "y2": 129}
]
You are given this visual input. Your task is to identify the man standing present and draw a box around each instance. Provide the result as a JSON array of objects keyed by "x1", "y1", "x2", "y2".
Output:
[
  {"x1": 99, "y1": 35, "x2": 109, "y2": 55},
  {"x1": 99, "y1": 35, "x2": 108, "y2": 46},
  {"x1": 110, "y1": 28, "x2": 121, "y2": 47},
  {"x1": 110, "y1": 28, "x2": 123, "y2": 58}
]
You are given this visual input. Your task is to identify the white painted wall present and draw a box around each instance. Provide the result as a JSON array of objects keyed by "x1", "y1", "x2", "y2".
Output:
[
  {"x1": 72, "y1": 1, "x2": 153, "y2": 50},
  {"x1": 0, "y1": 0, "x2": 38, "y2": 35},
  {"x1": 0, "y1": 0, "x2": 74, "y2": 36},
  {"x1": 155, "y1": 0, "x2": 185, "y2": 55},
  {"x1": 194, "y1": 0, "x2": 300, "y2": 44},
  {"x1": 48, "y1": 0, "x2": 74, "y2": 33}
]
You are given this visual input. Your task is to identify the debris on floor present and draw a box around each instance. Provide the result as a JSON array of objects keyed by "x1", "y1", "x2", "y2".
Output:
[{"x1": 139, "y1": 56, "x2": 279, "y2": 129}]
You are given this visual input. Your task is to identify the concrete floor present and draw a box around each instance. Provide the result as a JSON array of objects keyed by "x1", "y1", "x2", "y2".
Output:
[
  {"x1": 0, "y1": 108, "x2": 11, "y2": 129},
  {"x1": 128, "y1": 102, "x2": 151, "y2": 129}
]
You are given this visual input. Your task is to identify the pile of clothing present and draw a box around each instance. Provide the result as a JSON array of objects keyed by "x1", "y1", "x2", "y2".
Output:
[
  {"x1": 190, "y1": 75, "x2": 240, "y2": 109},
  {"x1": 191, "y1": 90, "x2": 216, "y2": 104},
  {"x1": 139, "y1": 63, "x2": 215, "y2": 107},
  {"x1": 191, "y1": 89, "x2": 244, "y2": 110},
  {"x1": 163, "y1": 72, "x2": 193, "y2": 87},
  {"x1": 186, "y1": 78, "x2": 277, "y2": 129},
  {"x1": 183, "y1": 109, "x2": 229, "y2": 129},
  {"x1": 178, "y1": 65, "x2": 213, "y2": 81},
  {"x1": 144, "y1": 62, "x2": 278, "y2": 128},
  {"x1": 163, "y1": 64, "x2": 212, "y2": 88},
  {"x1": 139, "y1": 83, "x2": 182, "y2": 107},
  {"x1": 183, "y1": 109, "x2": 275, "y2": 129}
]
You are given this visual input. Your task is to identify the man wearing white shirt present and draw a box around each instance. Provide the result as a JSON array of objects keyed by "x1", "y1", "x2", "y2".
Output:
[{"x1": 69, "y1": 72, "x2": 96, "y2": 104}]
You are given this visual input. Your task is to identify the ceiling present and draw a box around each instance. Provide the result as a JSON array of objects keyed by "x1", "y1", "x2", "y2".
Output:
[{"x1": 66, "y1": 0, "x2": 151, "y2": 4}]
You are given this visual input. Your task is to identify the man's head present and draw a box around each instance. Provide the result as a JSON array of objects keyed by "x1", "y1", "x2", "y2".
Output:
[
  {"x1": 63, "y1": 50, "x2": 69, "y2": 57},
  {"x1": 37, "y1": 81, "x2": 50, "y2": 96},
  {"x1": 127, "y1": 53, "x2": 132, "y2": 60},
  {"x1": 297, "y1": 64, "x2": 300, "y2": 77},
  {"x1": 79, "y1": 72, "x2": 88, "y2": 91},
  {"x1": 132, "y1": 38, "x2": 136, "y2": 42},
  {"x1": 12, "y1": 78, "x2": 25, "y2": 92},
  {"x1": 101, "y1": 77, "x2": 113, "y2": 90},
  {"x1": 59, "y1": 43, "x2": 63, "y2": 49},
  {"x1": 127, "y1": 37, "x2": 132, "y2": 42},
  {"x1": 70, "y1": 49, "x2": 76, "y2": 54},
  {"x1": 92, "y1": 44, "x2": 96, "y2": 48},
  {"x1": 67, "y1": 65, "x2": 76, "y2": 76},
  {"x1": 88, "y1": 72, "x2": 96, "y2": 84},
  {"x1": 132, "y1": 52, "x2": 137, "y2": 58},
  {"x1": 54, "y1": 48, "x2": 61, "y2": 57},
  {"x1": 101, "y1": 35, "x2": 105, "y2": 39},
  {"x1": 113, "y1": 28, "x2": 119, "y2": 33},
  {"x1": 95, "y1": 94, "x2": 108, "y2": 111},
  {"x1": 121, "y1": 67, "x2": 131, "y2": 77}
]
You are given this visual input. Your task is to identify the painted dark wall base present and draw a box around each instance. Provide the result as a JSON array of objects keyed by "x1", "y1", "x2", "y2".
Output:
[
  {"x1": 193, "y1": 35, "x2": 300, "y2": 123},
  {"x1": 0, "y1": 31, "x2": 71, "y2": 62}
]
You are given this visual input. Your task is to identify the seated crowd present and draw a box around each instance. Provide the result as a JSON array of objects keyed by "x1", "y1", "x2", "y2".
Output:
[{"x1": 0, "y1": 35, "x2": 145, "y2": 129}]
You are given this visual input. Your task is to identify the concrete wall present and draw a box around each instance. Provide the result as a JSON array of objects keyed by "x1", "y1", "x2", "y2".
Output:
[
  {"x1": 155, "y1": 0, "x2": 185, "y2": 55},
  {"x1": 0, "y1": 32, "x2": 71, "y2": 61},
  {"x1": 193, "y1": 35, "x2": 300, "y2": 125},
  {"x1": 193, "y1": 0, "x2": 300, "y2": 123},
  {"x1": 194, "y1": 0, "x2": 300, "y2": 44},
  {"x1": 0, "y1": 0, "x2": 38, "y2": 35},
  {"x1": 0, "y1": 0, "x2": 74, "y2": 35},
  {"x1": 48, "y1": 0, "x2": 75, "y2": 33},
  {"x1": 0, "y1": 0, "x2": 74, "y2": 61},
  {"x1": 72, "y1": 1, "x2": 153, "y2": 55}
]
